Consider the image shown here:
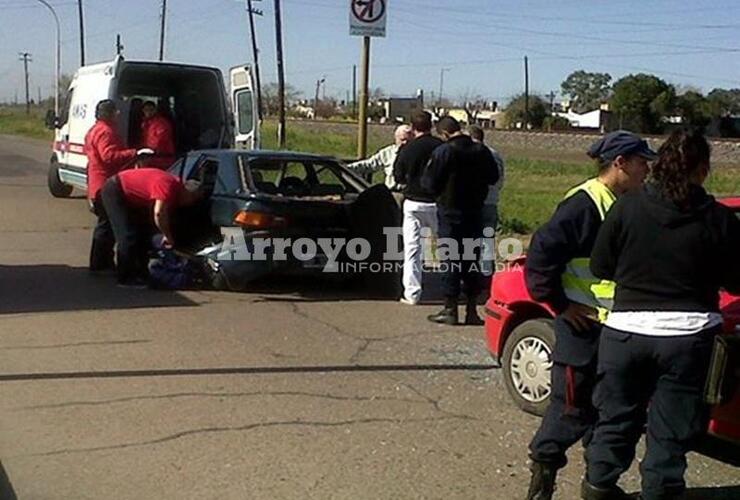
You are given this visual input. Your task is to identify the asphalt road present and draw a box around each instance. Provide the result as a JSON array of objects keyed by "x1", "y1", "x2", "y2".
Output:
[{"x1": 0, "y1": 135, "x2": 737, "y2": 500}]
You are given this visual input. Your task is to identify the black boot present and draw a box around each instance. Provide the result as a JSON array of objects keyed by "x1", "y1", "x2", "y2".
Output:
[
  {"x1": 464, "y1": 296, "x2": 484, "y2": 325},
  {"x1": 427, "y1": 297, "x2": 458, "y2": 325},
  {"x1": 581, "y1": 480, "x2": 633, "y2": 500},
  {"x1": 526, "y1": 461, "x2": 557, "y2": 500}
]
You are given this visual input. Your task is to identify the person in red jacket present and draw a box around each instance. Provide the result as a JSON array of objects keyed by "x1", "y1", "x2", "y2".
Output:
[
  {"x1": 139, "y1": 101, "x2": 176, "y2": 169},
  {"x1": 84, "y1": 99, "x2": 153, "y2": 272},
  {"x1": 100, "y1": 168, "x2": 204, "y2": 287}
]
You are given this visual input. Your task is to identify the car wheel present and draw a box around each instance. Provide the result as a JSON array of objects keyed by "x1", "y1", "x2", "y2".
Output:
[
  {"x1": 48, "y1": 158, "x2": 73, "y2": 198},
  {"x1": 502, "y1": 318, "x2": 555, "y2": 416}
]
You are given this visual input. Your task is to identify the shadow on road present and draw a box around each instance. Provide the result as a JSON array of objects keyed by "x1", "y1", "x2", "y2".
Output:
[
  {"x1": 0, "y1": 461, "x2": 17, "y2": 500},
  {"x1": 0, "y1": 264, "x2": 197, "y2": 315},
  {"x1": 250, "y1": 271, "x2": 488, "y2": 305},
  {"x1": 683, "y1": 486, "x2": 740, "y2": 499}
]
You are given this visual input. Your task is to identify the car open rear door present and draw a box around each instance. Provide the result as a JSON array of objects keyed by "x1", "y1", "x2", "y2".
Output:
[{"x1": 229, "y1": 65, "x2": 259, "y2": 150}]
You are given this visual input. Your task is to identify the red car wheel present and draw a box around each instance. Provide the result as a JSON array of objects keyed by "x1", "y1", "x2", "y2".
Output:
[{"x1": 502, "y1": 318, "x2": 555, "y2": 416}]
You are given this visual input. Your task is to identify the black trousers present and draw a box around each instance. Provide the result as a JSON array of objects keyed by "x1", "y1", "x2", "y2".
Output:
[
  {"x1": 437, "y1": 206, "x2": 483, "y2": 299},
  {"x1": 586, "y1": 325, "x2": 716, "y2": 500},
  {"x1": 529, "y1": 315, "x2": 602, "y2": 468},
  {"x1": 89, "y1": 193, "x2": 115, "y2": 271},
  {"x1": 100, "y1": 177, "x2": 150, "y2": 283}
]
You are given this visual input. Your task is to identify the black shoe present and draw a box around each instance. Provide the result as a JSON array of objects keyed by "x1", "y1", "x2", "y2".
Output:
[
  {"x1": 116, "y1": 277, "x2": 149, "y2": 289},
  {"x1": 464, "y1": 302, "x2": 484, "y2": 325},
  {"x1": 526, "y1": 461, "x2": 557, "y2": 500},
  {"x1": 427, "y1": 307, "x2": 458, "y2": 325},
  {"x1": 581, "y1": 480, "x2": 633, "y2": 500}
]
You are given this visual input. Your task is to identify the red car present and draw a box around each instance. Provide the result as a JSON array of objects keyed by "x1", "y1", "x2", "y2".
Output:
[{"x1": 484, "y1": 196, "x2": 740, "y2": 465}]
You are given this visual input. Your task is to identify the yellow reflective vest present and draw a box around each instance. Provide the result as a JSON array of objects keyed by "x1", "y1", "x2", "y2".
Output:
[{"x1": 561, "y1": 178, "x2": 617, "y2": 323}]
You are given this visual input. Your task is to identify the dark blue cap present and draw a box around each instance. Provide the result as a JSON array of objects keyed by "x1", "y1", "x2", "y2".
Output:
[{"x1": 587, "y1": 130, "x2": 657, "y2": 162}]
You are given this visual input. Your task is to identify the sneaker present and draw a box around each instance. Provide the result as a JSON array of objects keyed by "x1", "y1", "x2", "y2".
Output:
[{"x1": 399, "y1": 297, "x2": 419, "y2": 306}]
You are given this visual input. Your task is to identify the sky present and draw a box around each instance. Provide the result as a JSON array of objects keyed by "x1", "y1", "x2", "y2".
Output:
[{"x1": 1, "y1": 0, "x2": 739, "y2": 105}]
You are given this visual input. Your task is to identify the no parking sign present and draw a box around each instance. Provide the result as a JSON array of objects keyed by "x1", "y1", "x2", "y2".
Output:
[{"x1": 349, "y1": 0, "x2": 388, "y2": 37}]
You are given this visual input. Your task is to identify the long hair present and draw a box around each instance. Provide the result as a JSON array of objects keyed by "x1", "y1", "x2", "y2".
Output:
[{"x1": 650, "y1": 129, "x2": 710, "y2": 204}]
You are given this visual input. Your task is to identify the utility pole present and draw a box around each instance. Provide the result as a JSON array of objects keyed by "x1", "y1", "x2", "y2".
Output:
[
  {"x1": 38, "y1": 86, "x2": 42, "y2": 106},
  {"x1": 273, "y1": 0, "x2": 286, "y2": 148},
  {"x1": 314, "y1": 77, "x2": 325, "y2": 108},
  {"x1": 524, "y1": 55, "x2": 530, "y2": 131},
  {"x1": 245, "y1": 0, "x2": 264, "y2": 120},
  {"x1": 19, "y1": 52, "x2": 32, "y2": 114},
  {"x1": 116, "y1": 34, "x2": 124, "y2": 55},
  {"x1": 77, "y1": 0, "x2": 85, "y2": 66},
  {"x1": 548, "y1": 90, "x2": 555, "y2": 111},
  {"x1": 438, "y1": 67, "x2": 450, "y2": 107},
  {"x1": 36, "y1": 0, "x2": 61, "y2": 116},
  {"x1": 356, "y1": 36, "x2": 371, "y2": 159},
  {"x1": 352, "y1": 65, "x2": 357, "y2": 118},
  {"x1": 159, "y1": 0, "x2": 167, "y2": 61}
]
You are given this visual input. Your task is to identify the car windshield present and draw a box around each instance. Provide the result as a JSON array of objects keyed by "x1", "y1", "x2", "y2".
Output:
[{"x1": 245, "y1": 157, "x2": 361, "y2": 197}]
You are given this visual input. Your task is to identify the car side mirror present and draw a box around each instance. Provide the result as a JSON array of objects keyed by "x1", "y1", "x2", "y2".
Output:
[{"x1": 44, "y1": 109, "x2": 59, "y2": 130}]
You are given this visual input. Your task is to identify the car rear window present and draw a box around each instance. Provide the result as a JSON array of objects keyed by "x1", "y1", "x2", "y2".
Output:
[{"x1": 247, "y1": 159, "x2": 359, "y2": 197}]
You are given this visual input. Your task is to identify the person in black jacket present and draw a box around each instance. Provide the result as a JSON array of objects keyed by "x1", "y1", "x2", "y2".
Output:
[
  {"x1": 524, "y1": 131, "x2": 656, "y2": 500},
  {"x1": 423, "y1": 116, "x2": 499, "y2": 325},
  {"x1": 582, "y1": 129, "x2": 740, "y2": 500},
  {"x1": 393, "y1": 111, "x2": 444, "y2": 305}
]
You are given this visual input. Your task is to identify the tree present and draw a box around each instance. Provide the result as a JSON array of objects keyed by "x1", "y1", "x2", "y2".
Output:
[
  {"x1": 505, "y1": 94, "x2": 549, "y2": 129},
  {"x1": 458, "y1": 90, "x2": 487, "y2": 124},
  {"x1": 262, "y1": 83, "x2": 301, "y2": 116},
  {"x1": 561, "y1": 70, "x2": 612, "y2": 113},
  {"x1": 707, "y1": 88, "x2": 740, "y2": 116},
  {"x1": 610, "y1": 74, "x2": 673, "y2": 133},
  {"x1": 675, "y1": 91, "x2": 711, "y2": 128}
]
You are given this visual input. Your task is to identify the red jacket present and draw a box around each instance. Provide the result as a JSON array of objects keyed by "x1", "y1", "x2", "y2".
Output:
[
  {"x1": 140, "y1": 114, "x2": 176, "y2": 169},
  {"x1": 84, "y1": 120, "x2": 137, "y2": 201}
]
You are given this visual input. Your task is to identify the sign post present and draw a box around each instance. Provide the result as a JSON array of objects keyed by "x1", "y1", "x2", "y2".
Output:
[{"x1": 350, "y1": 0, "x2": 387, "y2": 159}]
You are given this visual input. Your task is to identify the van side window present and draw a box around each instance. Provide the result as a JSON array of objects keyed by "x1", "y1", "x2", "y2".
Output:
[
  {"x1": 235, "y1": 90, "x2": 254, "y2": 135},
  {"x1": 59, "y1": 88, "x2": 74, "y2": 126}
]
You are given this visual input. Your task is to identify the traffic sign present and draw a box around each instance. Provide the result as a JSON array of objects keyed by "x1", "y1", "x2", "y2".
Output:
[{"x1": 349, "y1": 0, "x2": 388, "y2": 38}]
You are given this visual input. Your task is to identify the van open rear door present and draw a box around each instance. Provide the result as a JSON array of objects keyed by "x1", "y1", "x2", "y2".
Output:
[{"x1": 229, "y1": 65, "x2": 259, "y2": 150}]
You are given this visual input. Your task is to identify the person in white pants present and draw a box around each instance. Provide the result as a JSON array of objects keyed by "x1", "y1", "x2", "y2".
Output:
[
  {"x1": 402, "y1": 200, "x2": 438, "y2": 303},
  {"x1": 393, "y1": 111, "x2": 443, "y2": 304}
]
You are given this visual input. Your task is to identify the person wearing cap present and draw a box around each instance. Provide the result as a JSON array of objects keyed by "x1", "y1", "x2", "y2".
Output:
[
  {"x1": 581, "y1": 130, "x2": 740, "y2": 500},
  {"x1": 101, "y1": 168, "x2": 204, "y2": 287},
  {"x1": 85, "y1": 99, "x2": 154, "y2": 273},
  {"x1": 524, "y1": 130, "x2": 656, "y2": 500},
  {"x1": 348, "y1": 124, "x2": 413, "y2": 206},
  {"x1": 139, "y1": 100, "x2": 177, "y2": 170}
]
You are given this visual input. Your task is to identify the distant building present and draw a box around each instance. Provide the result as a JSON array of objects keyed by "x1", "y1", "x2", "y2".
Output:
[
  {"x1": 445, "y1": 108, "x2": 505, "y2": 129},
  {"x1": 377, "y1": 91, "x2": 424, "y2": 123},
  {"x1": 555, "y1": 106, "x2": 612, "y2": 132}
]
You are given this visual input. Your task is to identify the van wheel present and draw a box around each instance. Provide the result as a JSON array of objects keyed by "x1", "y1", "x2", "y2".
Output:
[
  {"x1": 48, "y1": 159, "x2": 73, "y2": 198},
  {"x1": 502, "y1": 318, "x2": 555, "y2": 416}
]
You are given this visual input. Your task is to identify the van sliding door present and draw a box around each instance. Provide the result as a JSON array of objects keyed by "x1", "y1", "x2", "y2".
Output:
[{"x1": 229, "y1": 65, "x2": 259, "y2": 150}]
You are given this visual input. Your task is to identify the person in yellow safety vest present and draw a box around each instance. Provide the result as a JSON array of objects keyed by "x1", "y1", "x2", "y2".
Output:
[{"x1": 523, "y1": 130, "x2": 657, "y2": 500}]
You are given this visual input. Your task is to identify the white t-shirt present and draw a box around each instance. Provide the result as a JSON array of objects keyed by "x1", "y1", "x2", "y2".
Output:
[{"x1": 606, "y1": 311, "x2": 723, "y2": 336}]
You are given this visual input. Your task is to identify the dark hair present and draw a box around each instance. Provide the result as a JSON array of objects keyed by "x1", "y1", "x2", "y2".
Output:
[
  {"x1": 468, "y1": 125, "x2": 484, "y2": 141},
  {"x1": 142, "y1": 100, "x2": 157, "y2": 109},
  {"x1": 410, "y1": 110, "x2": 432, "y2": 133},
  {"x1": 437, "y1": 116, "x2": 461, "y2": 135},
  {"x1": 651, "y1": 129, "x2": 710, "y2": 204},
  {"x1": 95, "y1": 99, "x2": 116, "y2": 120}
]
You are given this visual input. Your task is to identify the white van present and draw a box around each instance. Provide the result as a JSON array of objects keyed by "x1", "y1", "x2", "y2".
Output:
[{"x1": 47, "y1": 56, "x2": 258, "y2": 198}]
